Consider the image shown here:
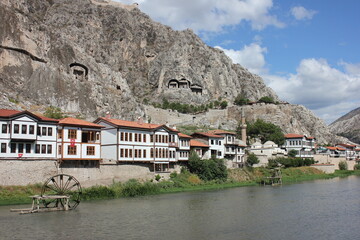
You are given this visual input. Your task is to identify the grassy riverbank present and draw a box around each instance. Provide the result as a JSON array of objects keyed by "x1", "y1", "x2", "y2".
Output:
[{"x1": 1, "y1": 167, "x2": 359, "y2": 206}]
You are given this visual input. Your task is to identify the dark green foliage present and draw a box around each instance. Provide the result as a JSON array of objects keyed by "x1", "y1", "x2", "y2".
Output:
[
  {"x1": 122, "y1": 179, "x2": 160, "y2": 197},
  {"x1": 288, "y1": 149, "x2": 298, "y2": 158},
  {"x1": 44, "y1": 106, "x2": 66, "y2": 119},
  {"x1": 268, "y1": 157, "x2": 315, "y2": 168},
  {"x1": 354, "y1": 164, "x2": 360, "y2": 170},
  {"x1": 155, "y1": 174, "x2": 161, "y2": 181},
  {"x1": 338, "y1": 161, "x2": 348, "y2": 170},
  {"x1": 188, "y1": 151, "x2": 228, "y2": 181},
  {"x1": 245, "y1": 119, "x2": 285, "y2": 145},
  {"x1": 234, "y1": 94, "x2": 250, "y2": 106},
  {"x1": 247, "y1": 153, "x2": 260, "y2": 167},
  {"x1": 220, "y1": 100, "x2": 228, "y2": 109},
  {"x1": 82, "y1": 185, "x2": 116, "y2": 200},
  {"x1": 258, "y1": 96, "x2": 275, "y2": 104}
]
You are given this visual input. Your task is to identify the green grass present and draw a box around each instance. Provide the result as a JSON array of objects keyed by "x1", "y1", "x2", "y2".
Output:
[{"x1": 1, "y1": 169, "x2": 359, "y2": 206}]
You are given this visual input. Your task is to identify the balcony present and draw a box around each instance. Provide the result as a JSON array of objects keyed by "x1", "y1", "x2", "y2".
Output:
[{"x1": 168, "y1": 142, "x2": 178, "y2": 148}]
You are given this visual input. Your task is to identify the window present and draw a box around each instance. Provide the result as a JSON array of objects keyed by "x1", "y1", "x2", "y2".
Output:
[
  {"x1": 87, "y1": 146, "x2": 95, "y2": 155},
  {"x1": 1, "y1": 143, "x2": 6, "y2": 153},
  {"x1": 26, "y1": 144, "x2": 31, "y2": 153},
  {"x1": 29, "y1": 125, "x2": 34, "y2": 134},
  {"x1": 14, "y1": 124, "x2": 19, "y2": 134},
  {"x1": 58, "y1": 145, "x2": 62, "y2": 155},
  {"x1": 217, "y1": 151, "x2": 222, "y2": 156},
  {"x1": 125, "y1": 149, "x2": 128, "y2": 157},
  {"x1": 35, "y1": 144, "x2": 40, "y2": 154},
  {"x1": 120, "y1": 149, "x2": 124, "y2": 158},
  {"x1": 129, "y1": 133, "x2": 132, "y2": 142},
  {"x1": 135, "y1": 149, "x2": 138, "y2": 158},
  {"x1": 120, "y1": 132, "x2": 124, "y2": 141},
  {"x1": 150, "y1": 135, "x2": 153, "y2": 142},
  {"x1": 129, "y1": 149, "x2": 132, "y2": 158},
  {"x1": 68, "y1": 146, "x2": 77, "y2": 155},
  {"x1": 11, "y1": 143, "x2": 16, "y2": 153},
  {"x1": 42, "y1": 127, "x2": 47, "y2": 136},
  {"x1": 48, "y1": 128, "x2": 53, "y2": 136},
  {"x1": 58, "y1": 129, "x2": 63, "y2": 139},
  {"x1": 155, "y1": 135, "x2": 158, "y2": 143},
  {"x1": 143, "y1": 149, "x2": 146, "y2": 158},
  {"x1": 37, "y1": 127, "x2": 41, "y2": 135},
  {"x1": 41, "y1": 145, "x2": 46, "y2": 154},
  {"x1": 18, "y1": 143, "x2": 24, "y2": 153},
  {"x1": 47, "y1": 145, "x2": 52, "y2": 154},
  {"x1": 143, "y1": 134, "x2": 146, "y2": 143},
  {"x1": 2, "y1": 124, "x2": 7, "y2": 134},
  {"x1": 68, "y1": 129, "x2": 77, "y2": 139},
  {"x1": 125, "y1": 132, "x2": 128, "y2": 141},
  {"x1": 134, "y1": 133, "x2": 138, "y2": 142},
  {"x1": 150, "y1": 148, "x2": 154, "y2": 158},
  {"x1": 21, "y1": 125, "x2": 27, "y2": 134},
  {"x1": 96, "y1": 133, "x2": 100, "y2": 141},
  {"x1": 219, "y1": 141, "x2": 221, "y2": 145},
  {"x1": 211, "y1": 139, "x2": 214, "y2": 145}
]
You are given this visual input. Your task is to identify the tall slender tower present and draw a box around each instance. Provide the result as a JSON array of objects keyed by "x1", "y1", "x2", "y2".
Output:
[{"x1": 241, "y1": 108, "x2": 247, "y2": 143}]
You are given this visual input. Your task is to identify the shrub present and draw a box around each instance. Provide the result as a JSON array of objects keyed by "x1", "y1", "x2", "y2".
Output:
[
  {"x1": 122, "y1": 179, "x2": 160, "y2": 197},
  {"x1": 243, "y1": 119, "x2": 285, "y2": 146},
  {"x1": 268, "y1": 157, "x2": 315, "y2": 168},
  {"x1": 188, "y1": 151, "x2": 228, "y2": 181},
  {"x1": 354, "y1": 164, "x2": 360, "y2": 170},
  {"x1": 234, "y1": 94, "x2": 249, "y2": 106},
  {"x1": 220, "y1": 100, "x2": 228, "y2": 109},
  {"x1": 169, "y1": 171, "x2": 178, "y2": 178},
  {"x1": 258, "y1": 96, "x2": 275, "y2": 104},
  {"x1": 247, "y1": 153, "x2": 260, "y2": 167},
  {"x1": 44, "y1": 106, "x2": 66, "y2": 119},
  {"x1": 288, "y1": 149, "x2": 298, "y2": 158},
  {"x1": 155, "y1": 174, "x2": 161, "y2": 181},
  {"x1": 339, "y1": 161, "x2": 348, "y2": 170}
]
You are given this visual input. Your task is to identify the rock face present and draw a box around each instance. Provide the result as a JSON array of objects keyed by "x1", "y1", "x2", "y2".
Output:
[
  {"x1": 0, "y1": 0, "x2": 343, "y2": 144},
  {"x1": 329, "y1": 107, "x2": 360, "y2": 144}
]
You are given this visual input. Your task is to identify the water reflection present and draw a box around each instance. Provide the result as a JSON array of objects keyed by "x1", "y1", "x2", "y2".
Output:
[{"x1": 1, "y1": 176, "x2": 359, "y2": 240}]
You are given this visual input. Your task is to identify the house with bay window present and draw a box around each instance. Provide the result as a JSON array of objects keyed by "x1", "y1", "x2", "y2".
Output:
[
  {"x1": 57, "y1": 117, "x2": 103, "y2": 167},
  {"x1": 283, "y1": 133, "x2": 316, "y2": 158},
  {"x1": 94, "y1": 117, "x2": 180, "y2": 172},
  {"x1": 0, "y1": 109, "x2": 59, "y2": 160},
  {"x1": 191, "y1": 132, "x2": 225, "y2": 159}
]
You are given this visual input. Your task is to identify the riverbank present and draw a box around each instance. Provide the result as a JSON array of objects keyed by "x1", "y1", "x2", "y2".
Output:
[{"x1": 1, "y1": 167, "x2": 359, "y2": 206}]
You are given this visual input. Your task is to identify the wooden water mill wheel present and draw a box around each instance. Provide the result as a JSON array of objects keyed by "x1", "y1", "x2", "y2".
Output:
[{"x1": 41, "y1": 174, "x2": 82, "y2": 210}]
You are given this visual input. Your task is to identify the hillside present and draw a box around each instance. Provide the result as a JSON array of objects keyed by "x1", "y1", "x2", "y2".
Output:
[
  {"x1": 329, "y1": 107, "x2": 360, "y2": 144},
  {"x1": 0, "y1": 0, "x2": 344, "y2": 144}
]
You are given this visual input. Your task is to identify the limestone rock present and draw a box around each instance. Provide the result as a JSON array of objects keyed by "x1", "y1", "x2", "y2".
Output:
[{"x1": 329, "y1": 107, "x2": 360, "y2": 144}]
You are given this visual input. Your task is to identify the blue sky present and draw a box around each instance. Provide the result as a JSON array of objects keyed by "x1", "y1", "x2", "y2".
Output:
[{"x1": 114, "y1": 0, "x2": 360, "y2": 124}]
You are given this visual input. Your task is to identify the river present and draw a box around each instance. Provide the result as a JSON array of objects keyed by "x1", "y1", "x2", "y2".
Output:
[{"x1": 1, "y1": 176, "x2": 359, "y2": 240}]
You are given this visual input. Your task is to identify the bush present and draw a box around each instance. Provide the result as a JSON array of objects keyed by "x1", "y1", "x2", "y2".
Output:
[
  {"x1": 155, "y1": 174, "x2": 161, "y2": 181},
  {"x1": 122, "y1": 179, "x2": 160, "y2": 197},
  {"x1": 247, "y1": 153, "x2": 259, "y2": 167},
  {"x1": 354, "y1": 164, "x2": 360, "y2": 170},
  {"x1": 220, "y1": 100, "x2": 228, "y2": 109},
  {"x1": 258, "y1": 96, "x2": 275, "y2": 104},
  {"x1": 188, "y1": 151, "x2": 228, "y2": 181},
  {"x1": 339, "y1": 161, "x2": 348, "y2": 170},
  {"x1": 288, "y1": 149, "x2": 298, "y2": 158},
  {"x1": 234, "y1": 94, "x2": 250, "y2": 106},
  {"x1": 44, "y1": 106, "x2": 66, "y2": 119},
  {"x1": 243, "y1": 119, "x2": 285, "y2": 146},
  {"x1": 268, "y1": 157, "x2": 315, "y2": 168}
]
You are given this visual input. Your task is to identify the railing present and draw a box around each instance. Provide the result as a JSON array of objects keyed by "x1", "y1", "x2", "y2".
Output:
[{"x1": 168, "y1": 142, "x2": 178, "y2": 148}]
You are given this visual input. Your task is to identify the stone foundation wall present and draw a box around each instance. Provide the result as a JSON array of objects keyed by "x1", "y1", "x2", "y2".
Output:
[
  {"x1": 0, "y1": 160, "x2": 184, "y2": 187},
  {"x1": 314, "y1": 154, "x2": 356, "y2": 170}
]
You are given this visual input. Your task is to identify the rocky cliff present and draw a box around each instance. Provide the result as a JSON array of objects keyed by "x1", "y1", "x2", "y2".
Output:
[
  {"x1": 329, "y1": 107, "x2": 360, "y2": 144},
  {"x1": 0, "y1": 0, "x2": 343, "y2": 144}
]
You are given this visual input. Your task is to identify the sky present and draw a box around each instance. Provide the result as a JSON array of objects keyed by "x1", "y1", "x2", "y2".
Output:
[{"x1": 114, "y1": 0, "x2": 360, "y2": 124}]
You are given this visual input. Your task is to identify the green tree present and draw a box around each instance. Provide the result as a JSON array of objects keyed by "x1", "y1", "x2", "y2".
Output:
[
  {"x1": 234, "y1": 94, "x2": 250, "y2": 106},
  {"x1": 245, "y1": 119, "x2": 285, "y2": 145},
  {"x1": 247, "y1": 153, "x2": 259, "y2": 167},
  {"x1": 44, "y1": 106, "x2": 66, "y2": 119},
  {"x1": 288, "y1": 149, "x2": 298, "y2": 158},
  {"x1": 258, "y1": 96, "x2": 275, "y2": 104},
  {"x1": 188, "y1": 151, "x2": 228, "y2": 181}
]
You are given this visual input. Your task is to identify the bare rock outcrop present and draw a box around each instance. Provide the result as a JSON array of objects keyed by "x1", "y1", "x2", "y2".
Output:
[{"x1": 329, "y1": 107, "x2": 360, "y2": 144}]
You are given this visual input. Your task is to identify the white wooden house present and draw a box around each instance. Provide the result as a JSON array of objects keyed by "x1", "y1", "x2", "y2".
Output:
[
  {"x1": 283, "y1": 134, "x2": 316, "y2": 158},
  {"x1": 57, "y1": 117, "x2": 103, "y2": 167},
  {"x1": 335, "y1": 144, "x2": 357, "y2": 160},
  {"x1": 190, "y1": 139, "x2": 210, "y2": 159},
  {"x1": 94, "y1": 117, "x2": 180, "y2": 172},
  {"x1": 191, "y1": 132, "x2": 225, "y2": 159},
  {"x1": 0, "y1": 109, "x2": 58, "y2": 160},
  {"x1": 178, "y1": 133, "x2": 191, "y2": 161}
]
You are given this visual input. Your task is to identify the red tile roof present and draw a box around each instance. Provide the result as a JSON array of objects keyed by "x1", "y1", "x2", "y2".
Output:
[
  {"x1": 192, "y1": 132, "x2": 224, "y2": 138},
  {"x1": 59, "y1": 117, "x2": 104, "y2": 128},
  {"x1": 0, "y1": 109, "x2": 21, "y2": 117},
  {"x1": 96, "y1": 117, "x2": 179, "y2": 132},
  {"x1": 336, "y1": 143, "x2": 357, "y2": 148},
  {"x1": 284, "y1": 133, "x2": 305, "y2": 138},
  {"x1": 178, "y1": 133, "x2": 192, "y2": 138},
  {"x1": 326, "y1": 146, "x2": 346, "y2": 151},
  {"x1": 207, "y1": 129, "x2": 236, "y2": 135},
  {"x1": 190, "y1": 139, "x2": 209, "y2": 147}
]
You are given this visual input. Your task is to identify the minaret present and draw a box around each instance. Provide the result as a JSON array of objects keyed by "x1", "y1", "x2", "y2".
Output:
[{"x1": 241, "y1": 108, "x2": 247, "y2": 143}]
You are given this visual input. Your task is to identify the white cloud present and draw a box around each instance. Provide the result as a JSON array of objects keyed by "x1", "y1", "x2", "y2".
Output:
[
  {"x1": 115, "y1": 0, "x2": 284, "y2": 33},
  {"x1": 339, "y1": 60, "x2": 360, "y2": 76},
  {"x1": 215, "y1": 43, "x2": 267, "y2": 74},
  {"x1": 290, "y1": 6, "x2": 317, "y2": 20},
  {"x1": 264, "y1": 59, "x2": 360, "y2": 123}
]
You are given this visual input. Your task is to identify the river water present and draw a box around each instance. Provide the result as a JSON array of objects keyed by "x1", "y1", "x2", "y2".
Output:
[{"x1": 1, "y1": 176, "x2": 359, "y2": 240}]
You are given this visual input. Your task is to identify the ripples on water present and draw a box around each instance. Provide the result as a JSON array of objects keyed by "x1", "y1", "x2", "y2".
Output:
[{"x1": 1, "y1": 176, "x2": 359, "y2": 240}]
